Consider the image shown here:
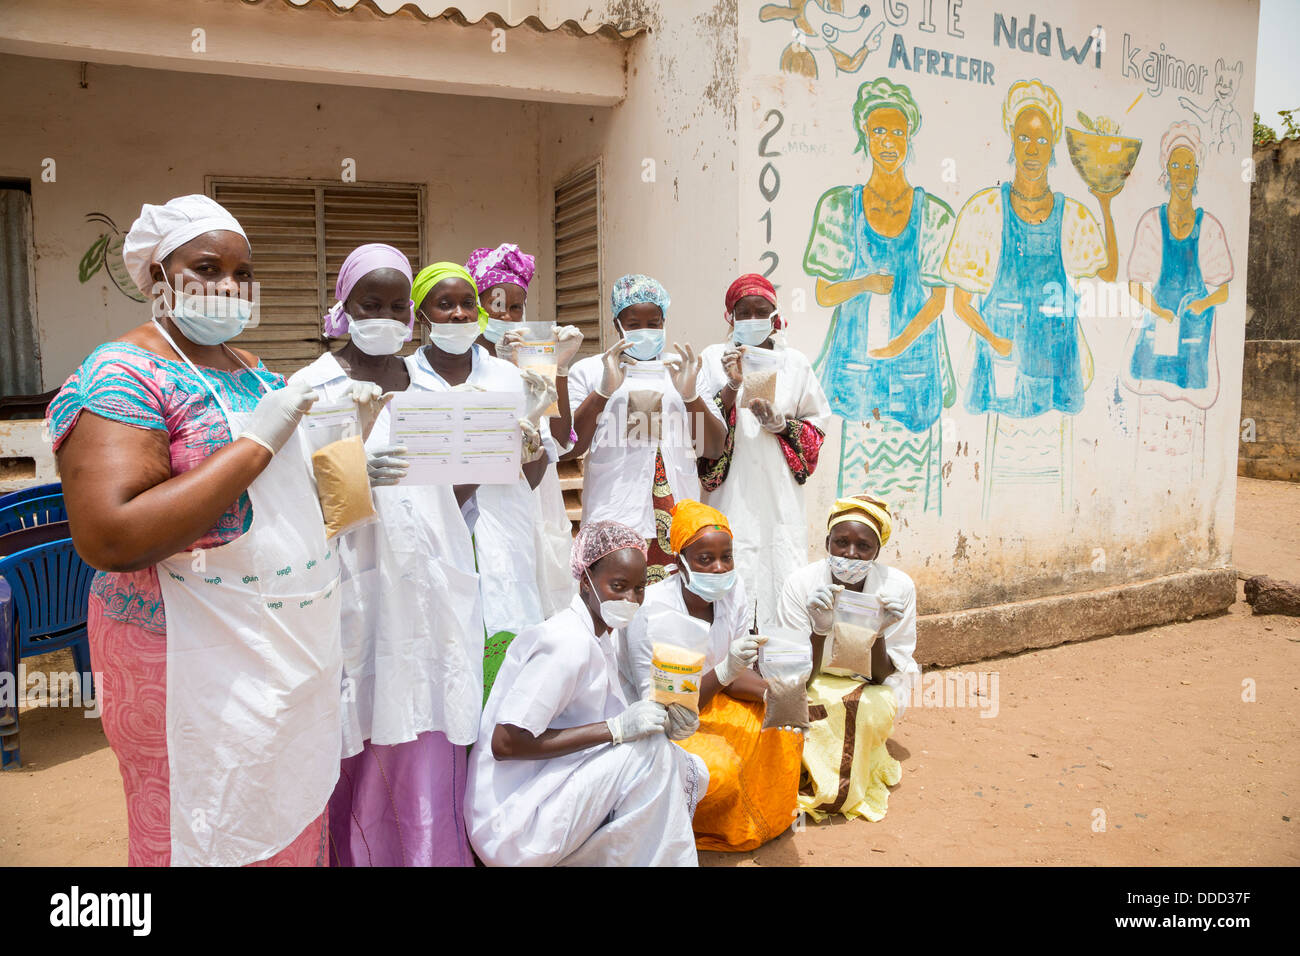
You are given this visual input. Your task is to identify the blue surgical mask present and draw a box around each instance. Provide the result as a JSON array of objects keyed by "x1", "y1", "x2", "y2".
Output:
[
  {"x1": 828, "y1": 555, "x2": 874, "y2": 585},
  {"x1": 732, "y1": 317, "x2": 773, "y2": 347},
  {"x1": 483, "y1": 317, "x2": 517, "y2": 345},
  {"x1": 682, "y1": 566, "x2": 736, "y2": 603},
  {"x1": 619, "y1": 325, "x2": 666, "y2": 361},
  {"x1": 163, "y1": 275, "x2": 253, "y2": 346}
]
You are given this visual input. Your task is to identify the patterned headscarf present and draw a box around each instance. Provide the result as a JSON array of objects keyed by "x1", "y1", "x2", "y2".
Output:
[
  {"x1": 828, "y1": 495, "x2": 892, "y2": 546},
  {"x1": 411, "y1": 262, "x2": 489, "y2": 331},
  {"x1": 724, "y1": 273, "x2": 784, "y2": 329},
  {"x1": 571, "y1": 520, "x2": 649, "y2": 580},
  {"x1": 668, "y1": 499, "x2": 732, "y2": 555},
  {"x1": 323, "y1": 243, "x2": 414, "y2": 337},
  {"x1": 466, "y1": 243, "x2": 535, "y2": 295},
  {"x1": 852, "y1": 77, "x2": 923, "y2": 155},
  {"x1": 610, "y1": 273, "x2": 670, "y2": 322}
]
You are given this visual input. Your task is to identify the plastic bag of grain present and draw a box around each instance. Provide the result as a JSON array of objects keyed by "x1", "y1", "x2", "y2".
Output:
[
  {"x1": 623, "y1": 364, "x2": 664, "y2": 443},
  {"x1": 757, "y1": 629, "x2": 813, "y2": 731},
  {"x1": 824, "y1": 589, "x2": 885, "y2": 680},
  {"x1": 646, "y1": 605, "x2": 712, "y2": 714},
  {"x1": 512, "y1": 322, "x2": 561, "y2": 417},
  {"x1": 741, "y1": 345, "x2": 781, "y2": 407},
  {"x1": 311, "y1": 435, "x2": 376, "y2": 539}
]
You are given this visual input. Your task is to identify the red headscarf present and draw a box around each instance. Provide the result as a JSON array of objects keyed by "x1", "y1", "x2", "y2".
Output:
[{"x1": 724, "y1": 273, "x2": 784, "y2": 329}]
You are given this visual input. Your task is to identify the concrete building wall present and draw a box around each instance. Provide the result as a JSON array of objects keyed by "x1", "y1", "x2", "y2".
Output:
[
  {"x1": 539, "y1": 1, "x2": 741, "y2": 350},
  {"x1": 1238, "y1": 138, "x2": 1300, "y2": 482},
  {"x1": 736, "y1": 0, "x2": 1256, "y2": 649},
  {"x1": 0, "y1": 54, "x2": 545, "y2": 387}
]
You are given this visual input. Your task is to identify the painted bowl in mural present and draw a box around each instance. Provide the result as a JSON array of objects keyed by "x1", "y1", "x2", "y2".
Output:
[{"x1": 1064, "y1": 128, "x2": 1143, "y2": 194}]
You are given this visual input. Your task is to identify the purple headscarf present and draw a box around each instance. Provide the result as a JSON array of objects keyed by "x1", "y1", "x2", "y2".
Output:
[
  {"x1": 323, "y1": 243, "x2": 414, "y2": 338},
  {"x1": 466, "y1": 243, "x2": 536, "y2": 297}
]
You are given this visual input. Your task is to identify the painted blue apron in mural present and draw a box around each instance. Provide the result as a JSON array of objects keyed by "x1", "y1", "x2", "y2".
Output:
[
  {"x1": 816, "y1": 185, "x2": 945, "y2": 433},
  {"x1": 966, "y1": 182, "x2": 1085, "y2": 419},
  {"x1": 1129, "y1": 206, "x2": 1212, "y2": 390}
]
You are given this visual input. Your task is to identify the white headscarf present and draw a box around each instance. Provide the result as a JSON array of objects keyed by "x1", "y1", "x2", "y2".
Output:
[{"x1": 122, "y1": 194, "x2": 248, "y2": 295}]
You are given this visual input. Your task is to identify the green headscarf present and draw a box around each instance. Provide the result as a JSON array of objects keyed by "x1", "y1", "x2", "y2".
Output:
[
  {"x1": 411, "y1": 261, "x2": 489, "y2": 331},
  {"x1": 852, "y1": 77, "x2": 922, "y2": 156}
]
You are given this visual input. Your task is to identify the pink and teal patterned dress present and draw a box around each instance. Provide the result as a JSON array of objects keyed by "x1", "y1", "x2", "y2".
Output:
[{"x1": 47, "y1": 341, "x2": 327, "y2": 867}]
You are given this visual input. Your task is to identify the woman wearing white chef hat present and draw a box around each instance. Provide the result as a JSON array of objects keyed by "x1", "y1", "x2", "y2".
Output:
[{"x1": 47, "y1": 194, "x2": 341, "y2": 866}]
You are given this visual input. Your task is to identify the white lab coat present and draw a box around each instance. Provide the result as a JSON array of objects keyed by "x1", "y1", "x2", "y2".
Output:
[
  {"x1": 405, "y1": 344, "x2": 556, "y2": 638},
  {"x1": 466, "y1": 595, "x2": 701, "y2": 867},
  {"x1": 289, "y1": 351, "x2": 484, "y2": 752},
  {"x1": 774, "y1": 558, "x2": 920, "y2": 717},
  {"x1": 697, "y1": 340, "x2": 832, "y2": 631},
  {"x1": 567, "y1": 355, "x2": 703, "y2": 539}
]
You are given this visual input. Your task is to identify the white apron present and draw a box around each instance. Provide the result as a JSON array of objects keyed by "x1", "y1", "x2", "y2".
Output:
[
  {"x1": 699, "y1": 341, "x2": 831, "y2": 630},
  {"x1": 154, "y1": 323, "x2": 342, "y2": 866}
]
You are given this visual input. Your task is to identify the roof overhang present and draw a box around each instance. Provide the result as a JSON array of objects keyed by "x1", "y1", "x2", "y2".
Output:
[{"x1": 0, "y1": 0, "x2": 635, "y2": 105}]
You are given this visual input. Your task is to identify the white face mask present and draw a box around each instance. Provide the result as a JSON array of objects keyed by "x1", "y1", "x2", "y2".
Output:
[
  {"x1": 731, "y1": 317, "x2": 774, "y2": 347},
  {"x1": 585, "y1": 571, "x2": 639, "y2": 631},
  {"x1": 347, "y1": 316, "x2": 410, "y2": 356},
  {"x1": 828, "y1": 554, "x2": 874, "y2": 585},
  {"x1": 483, "y1": 316, "x2": 520, "y2": 345},
  {"x1": 426, "y1": 319, "x2": 480, "y2": 355},
  {"x1": 162, "y1": 274, "x2": 253, "y2": 346}
]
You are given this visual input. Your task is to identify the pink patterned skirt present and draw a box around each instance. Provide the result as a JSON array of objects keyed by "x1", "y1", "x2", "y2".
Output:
[{"x1": 88, "y1": 591, "x2": 328, "y2": 867}]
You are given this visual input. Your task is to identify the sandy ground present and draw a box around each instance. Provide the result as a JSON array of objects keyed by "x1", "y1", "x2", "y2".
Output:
[{"x1": 2, "y1": 477, "x2": 1297, "y2": 866}]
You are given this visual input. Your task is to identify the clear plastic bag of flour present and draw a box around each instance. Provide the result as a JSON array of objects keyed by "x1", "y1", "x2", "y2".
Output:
[{"x1": 758, "y1": 628, "x2": 813, "y2": 731}]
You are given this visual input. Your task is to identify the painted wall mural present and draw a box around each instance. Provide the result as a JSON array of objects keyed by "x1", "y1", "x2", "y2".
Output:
[
  {"x1": 79, "y1": 213, "x2": 147, "y2": 303},
  {"x1": 739, "y1": 0, "x2": 1257, "y2": 609}
]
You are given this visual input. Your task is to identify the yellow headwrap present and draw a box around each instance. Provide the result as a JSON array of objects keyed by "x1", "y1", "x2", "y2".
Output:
[
  {"x1": 1002, "y1": 79, "x2": 1063, "y2": 145},
  {"x1": 411, "y1": 261, "x2": 490, "y2": 331},
  {"x1": 668, "y1": 499, "x2": 732, "y2": 555},
  {"x1": 827, "y1": 495, "x2": 892, "y2": 546}
]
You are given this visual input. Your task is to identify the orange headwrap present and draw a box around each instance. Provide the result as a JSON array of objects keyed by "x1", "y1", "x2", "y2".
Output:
[{"x1": 668, "y1": 499, "x2": 732, "y2": 555}]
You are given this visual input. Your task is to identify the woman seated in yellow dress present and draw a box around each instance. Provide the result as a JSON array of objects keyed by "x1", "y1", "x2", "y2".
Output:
[
  {"x1": 774, "y1": 494, "x2": 920, "y2": 822},
  {"x1": 618, "y1": 499, "x2": 804, "y2": 851}
]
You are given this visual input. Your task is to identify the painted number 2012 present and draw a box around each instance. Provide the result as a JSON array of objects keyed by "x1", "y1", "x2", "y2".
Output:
[{"x1": 757, "y1": 109, "x2": 784, "y2": 278}]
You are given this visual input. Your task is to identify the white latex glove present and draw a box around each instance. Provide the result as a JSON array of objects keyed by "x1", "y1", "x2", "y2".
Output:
[
  {"x1": 606, "y1": 699, "x2": 668, "y2": 744},
  {"x1": 714, "y1": 633, "x2": 765, "y2": 686},
  {"x1": 366, "y1": 444, "x2": 409, "y2": 487},
  {"x1": 594, "y1": 340, "x2": 633, "y2": 398},
  {"x1": 664, "y1": 703, "x2": 700, "y2": 741},
  {"x1": 450, "y1": 382, "x2": 484, "y2": 393},
  {"x1": 519, "y1": 418, "x2": 546, "y2": 463},
  {"x1": 807, "y1": 583, "x2": 845, "y2": 636},
  {"x1": 498, "y1": 329, "x2": 524, "y2": 362},
  {"x1": 242, "y1": 382, "x2": 317, "y2": 454},
  {"x1": 346, "y1": 380, "x2": 393, "y2": 441},
  {"x1": 520, "y1": 368, "x2": 557, "y2": 427},
  {"x1": 663, "y1": 341, "x2": 701, "y2": 403},
  {"x1": 748, "y1": 397, "x2": 787, "y2": 433},
  {"x1": 721, "y1": 346, "x2": 743, "y2": 388},
  {"x1": 553, "y1": 324, "x2": 584, "y2": 374},
  {"x1": 880, "y1": 591, "x2": 907, "y2": 618}
]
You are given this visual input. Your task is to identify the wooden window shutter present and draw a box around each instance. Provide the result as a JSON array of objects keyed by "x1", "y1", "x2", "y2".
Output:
[
  {"x1": 553, "y1": 163, "x2": 602, "y2": 358},
  {"x1": 209, "y1": 178, "x2": 425, "y2": 375}
]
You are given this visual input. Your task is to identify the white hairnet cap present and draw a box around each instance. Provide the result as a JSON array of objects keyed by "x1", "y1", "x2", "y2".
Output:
[{"x1": 122, "y1": 194, "x2": 249, "y2": 295}]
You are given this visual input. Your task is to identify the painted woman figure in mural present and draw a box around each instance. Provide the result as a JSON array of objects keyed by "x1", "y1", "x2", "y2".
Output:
[
  {"x1": 1122, "y1": 122, "x2": 1233, "y2": 463},
  {"x1": 803, "y1": 77, "x2": 956, "y2": 511},
  {"x1": 941, "y1": 80, "x2": 1120, "y2": 516}
]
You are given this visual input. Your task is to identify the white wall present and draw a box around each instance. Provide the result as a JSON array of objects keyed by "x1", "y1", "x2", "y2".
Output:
[
  {"x1": 539, "y1": 0, "x2": 741, "y2": 349},
  {"x1": 0, "y1": 54, "x2": 546, "y2": 386},
  {"x1": 737, "y1": 0, "x2": 1259, "y2": 613}
]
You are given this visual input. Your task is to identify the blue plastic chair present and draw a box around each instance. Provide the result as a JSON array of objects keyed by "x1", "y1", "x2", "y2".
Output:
[
  {"x1": 0, "y1": 578, "x2": 16, "y2": 769},
  {"x1": 0, "y1": 539, "x2": 96, "y2": 769},
  {"x1": 0, "y1": 494, "x2": 68, "y2": 537},
  {"x1": 0, "y1": 482, "x2": 61, "y2": 511}
]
